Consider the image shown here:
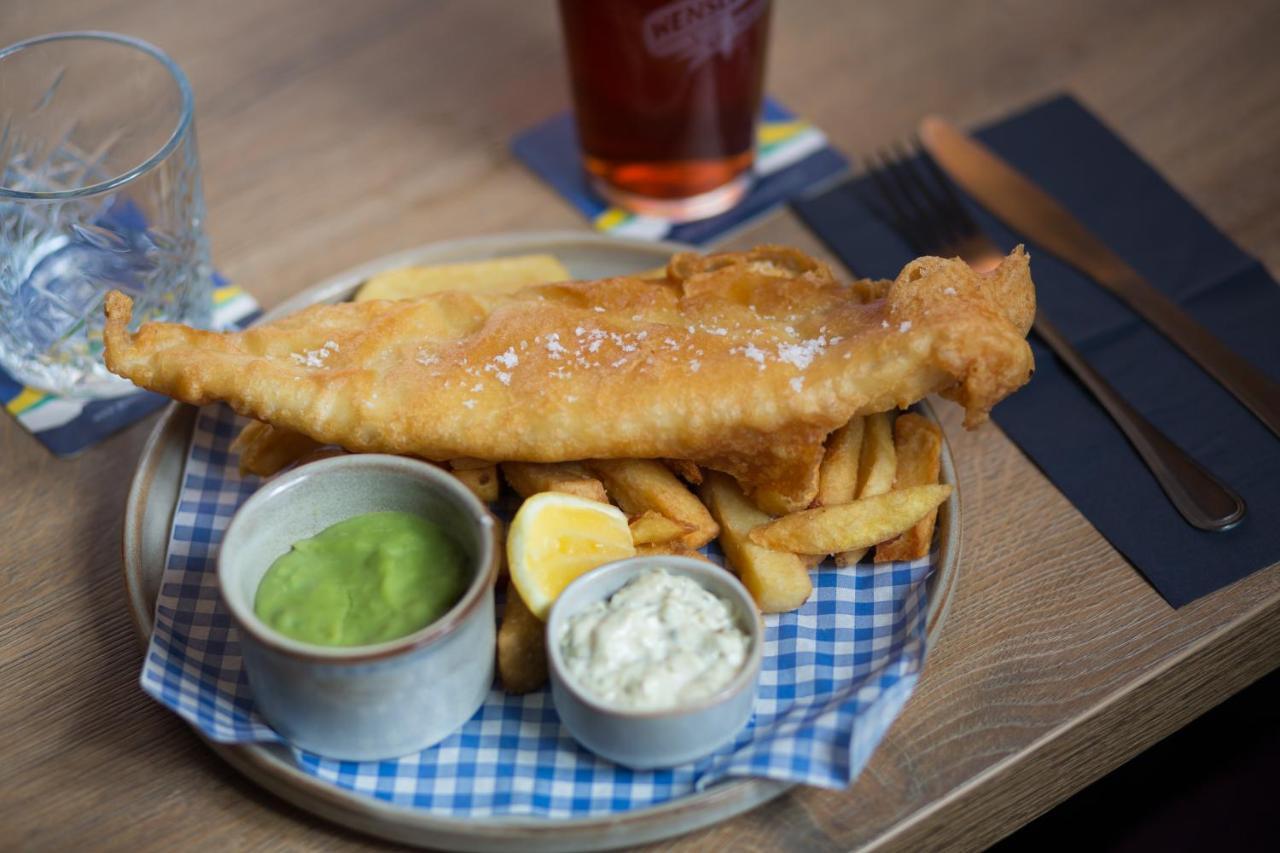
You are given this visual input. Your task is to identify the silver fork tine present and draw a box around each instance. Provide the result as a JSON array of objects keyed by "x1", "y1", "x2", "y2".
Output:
[
  {"x1": 890, "y1": 142, "x2": 970, "y2": 249},
  {"x1": 865, "y1": 152, "x2": 926, "y2": 250},
  {"x1": 891, "y1": 140, "x2": 946, "y2": 215},
  {"x1": 879, "y1": 147, "x2": 947, "y2": 252}
]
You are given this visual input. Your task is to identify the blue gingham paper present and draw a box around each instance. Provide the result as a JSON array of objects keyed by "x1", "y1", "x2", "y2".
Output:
[{"x1": 142, "y1": 403, "x2": 934, "y2": 817}]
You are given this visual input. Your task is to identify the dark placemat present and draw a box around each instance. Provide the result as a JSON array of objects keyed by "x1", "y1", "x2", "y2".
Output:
[
  {"x1": 792, "y1": 94, "x2": 1280, "y2": 607},
  {"x1": 512, "y1": 97, "x2": 848, "y2": 246}
]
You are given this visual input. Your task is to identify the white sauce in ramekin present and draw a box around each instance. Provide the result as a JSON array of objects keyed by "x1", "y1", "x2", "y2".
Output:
[{"x1": 558, "y1": 568, "x2": 750, "y2": 711}]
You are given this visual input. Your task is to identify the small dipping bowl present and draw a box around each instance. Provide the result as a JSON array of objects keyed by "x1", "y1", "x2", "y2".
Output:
[
  {"x1": 218, "y1": 454, "x2": 499, "y2": 761},
  {"x1": 546, "y1": 555, "x2": 763, "y2": 769}
]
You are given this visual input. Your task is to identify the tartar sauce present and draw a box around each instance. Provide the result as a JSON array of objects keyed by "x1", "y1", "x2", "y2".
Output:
[{"x1": 558, "y1": 568, "x2": 750, "y2": 711}]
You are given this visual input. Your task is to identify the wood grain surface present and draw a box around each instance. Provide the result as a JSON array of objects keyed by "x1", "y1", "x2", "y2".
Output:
[{"x1": 3, "y1": 1, "x2": 1279, "y2": 850}]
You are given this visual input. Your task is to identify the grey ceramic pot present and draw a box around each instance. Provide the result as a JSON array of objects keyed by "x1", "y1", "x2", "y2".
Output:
[
  {"x1": 218, "y1": 454, "x2": 500, "y2": 761},
  {"x1": 545, "y1": 556, "x2": 763, "y2": 769}
]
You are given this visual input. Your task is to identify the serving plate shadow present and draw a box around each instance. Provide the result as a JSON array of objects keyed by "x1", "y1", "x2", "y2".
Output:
[{"x1": 122, "y1": 230, "x2": 961, "y2": 852}]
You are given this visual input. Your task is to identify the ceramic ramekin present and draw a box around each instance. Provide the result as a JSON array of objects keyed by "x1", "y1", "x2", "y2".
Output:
[
  {"x1": 218, "y1": 454, "x2": 499, "y2": 761},
  {"x1": 545, "y1": 555, "x2": 763, "y2": 769}
]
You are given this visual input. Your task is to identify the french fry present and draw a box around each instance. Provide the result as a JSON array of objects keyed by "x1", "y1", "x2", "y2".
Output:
[
  {"x1": 635, "y1": 543, "x2": 715, "y2": 563},
  {"x1": 744, "y1": 421, "x2": 867, "y2": 567},
  {"x1": 591, "y1": 459, "x2": 718, "y2": 549},
  {"x1": 496, "y1": 581, "x2": 547, "y2": 694},
  {"x1": 816, "y1": 418, "x2": 864, "y2": 506},
  {"x1": 450, "y1": 462, "x2": 500, "y2": 503},
  {"x1": 230, "y1": 419, "x2": 267, "y2": 453},
  {"x1": 699, "y1": 472, "x2": 812, "y2": 613},
  {"x1": 628, "y1": 511, "x2": 694, "y2": 546},
  {"x1": 857, "y1": 412, "x2": 897, "y2": 498},
  {"x1": 875, "y1": 413, "x2": 944, "y2": 562},
  {"x1": 750, "y1": 473, "x2": 821, "y2": 517},
  {"x1": 664, "y1": 458, "x2": 703, "y2": 485},
  {"x1": 836, "y1": 411, "x2": 898, "y2": 566},
  {"x1": 834, "y1": 548, "x2": 868, "y2": 569},
  {"x1": 748, "y1": 484, "x2": 952, "y2": 554},
  {"x1": 749, "y1": 451, "x2": 823, "y2": 515},
  {"x1": 232, "y1": 420, "x2": 322, "y2": 477},
  {"x1": 501, "y1": 461, "x2": 608, "y2": 503},
  {"x1": 354, "y1": 254, "x2": 570, "y2": 302}
]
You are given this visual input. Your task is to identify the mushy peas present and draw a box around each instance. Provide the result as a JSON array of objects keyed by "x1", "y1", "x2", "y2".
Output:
[{"x1": 254, "y1": 511, "x2": 468, "y2": 647}]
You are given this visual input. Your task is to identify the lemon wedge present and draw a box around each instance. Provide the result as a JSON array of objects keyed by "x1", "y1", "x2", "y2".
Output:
[{"x1": 507, "y1": 492, "x2": 636, "y2": 620}]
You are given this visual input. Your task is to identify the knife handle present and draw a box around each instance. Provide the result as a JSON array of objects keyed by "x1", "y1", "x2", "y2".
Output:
[
  {"x1": 1033, "y1": 312, "x2": 1245, "y2": 531},
  {"x1": 1104, "y1": 268, "x2": 1280, "y2": 441}
]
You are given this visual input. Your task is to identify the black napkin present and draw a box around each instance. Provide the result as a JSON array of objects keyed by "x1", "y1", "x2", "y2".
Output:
[{"x1": 792, "y1": 94, "x2": 1280, "y2": 607}]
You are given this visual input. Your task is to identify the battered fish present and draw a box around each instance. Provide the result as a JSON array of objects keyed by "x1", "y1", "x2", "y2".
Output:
[{"x1": 104, "y1": 246, "x2": 1035, "y2": 509}]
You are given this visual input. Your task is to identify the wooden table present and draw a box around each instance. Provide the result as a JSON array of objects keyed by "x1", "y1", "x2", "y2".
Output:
[{"x1": 4, "y1": 1, "x2": 1279, "y2": 849}]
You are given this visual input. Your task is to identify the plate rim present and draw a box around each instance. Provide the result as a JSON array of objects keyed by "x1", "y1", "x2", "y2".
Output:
[{"x1": 121, "y1": 229, "x2": 962, "y2": 852}]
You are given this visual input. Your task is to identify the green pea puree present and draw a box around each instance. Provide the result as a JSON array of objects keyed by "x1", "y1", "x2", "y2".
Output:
[{"x1": 254, "y1": 511, "x2": 468, "y2": 646}]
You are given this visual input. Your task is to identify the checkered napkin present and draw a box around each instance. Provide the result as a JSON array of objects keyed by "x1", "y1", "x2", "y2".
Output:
[{"x1": 142, "y1": 404, "x2": 934, "y2": 817}]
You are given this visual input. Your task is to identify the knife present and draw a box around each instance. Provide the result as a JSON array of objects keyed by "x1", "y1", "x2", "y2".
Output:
[{"x1": 918, "y1": 115, "x2": 1280, "y2": 441}]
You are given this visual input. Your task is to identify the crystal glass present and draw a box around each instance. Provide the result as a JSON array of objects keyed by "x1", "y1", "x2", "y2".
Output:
[{"x1": 0, "y1": 32, "x2": 213, "y2": 397}]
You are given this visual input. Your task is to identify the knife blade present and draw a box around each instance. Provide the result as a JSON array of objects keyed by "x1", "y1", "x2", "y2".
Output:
[{"x1": 918, "y1": 115, "x2": 1280, "y2": 441}]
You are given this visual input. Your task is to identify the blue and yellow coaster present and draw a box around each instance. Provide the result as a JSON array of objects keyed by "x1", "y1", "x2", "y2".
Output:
[
  {"x1": 1, "y1": 276, "x2": 260, "y2": 457},
  {"x1": 511, "y1": 97, "x2": 849, "y2": 246}
]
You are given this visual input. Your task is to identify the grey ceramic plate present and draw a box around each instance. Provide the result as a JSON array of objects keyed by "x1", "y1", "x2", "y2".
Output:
[{"x1": 121, "y1": 231, "x2": 961, "y2": 852}]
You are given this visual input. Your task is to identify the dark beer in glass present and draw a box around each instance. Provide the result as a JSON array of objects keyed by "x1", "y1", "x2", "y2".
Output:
[{"x1": 558, "y1": 0, "x2": 772, "y2": 221}]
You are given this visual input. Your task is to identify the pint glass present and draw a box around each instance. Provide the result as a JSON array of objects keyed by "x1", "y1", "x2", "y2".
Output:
[{"x1": 558, "y1": 0, "x2": 772, "y2": 222}]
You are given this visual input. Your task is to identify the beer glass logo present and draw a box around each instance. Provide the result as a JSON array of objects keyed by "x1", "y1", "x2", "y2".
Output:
[{"x1": 643, "y1": 0, "x2": 767, "y2": 67}]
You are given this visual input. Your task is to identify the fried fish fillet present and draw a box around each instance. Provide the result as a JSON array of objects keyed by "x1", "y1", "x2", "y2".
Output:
[{"x1": 103, "y1": 246, "x2": 1035, "y2": 509}]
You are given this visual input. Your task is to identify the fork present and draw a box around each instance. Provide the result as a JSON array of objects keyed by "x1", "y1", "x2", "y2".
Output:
[{"x1": 865, "y1": 143, "x2": 1245, "y2": 532}]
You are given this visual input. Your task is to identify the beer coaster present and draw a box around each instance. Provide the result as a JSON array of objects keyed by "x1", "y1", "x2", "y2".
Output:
[
  {"x1": 511, "y1": 97, "x2": 849, "y2": 246},
  {"x1": 1, "y1": 276, "x2": 259, "y2": 457}
]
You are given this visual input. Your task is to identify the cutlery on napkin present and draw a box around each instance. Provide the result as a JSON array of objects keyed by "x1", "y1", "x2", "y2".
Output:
[
  {"x1": 860, "y1": 140, "x2": 1244, "y2": 532},
  {"x1": 791, "y1": 95, "x2": 1280, "y2": 606}
]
